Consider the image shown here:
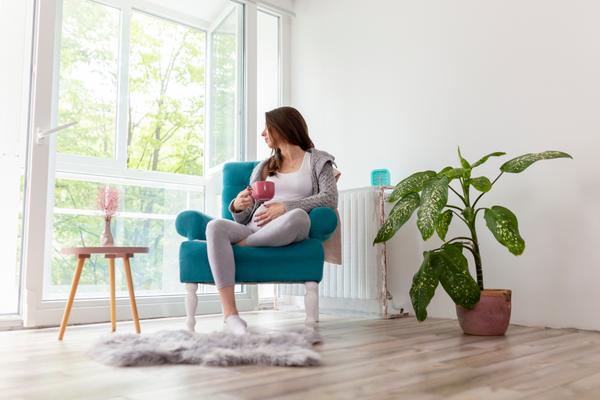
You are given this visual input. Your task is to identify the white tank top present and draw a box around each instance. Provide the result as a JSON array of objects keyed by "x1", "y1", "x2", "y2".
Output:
[{"x1": 246, "y1": 152, "x2": 313, "y2": 232}]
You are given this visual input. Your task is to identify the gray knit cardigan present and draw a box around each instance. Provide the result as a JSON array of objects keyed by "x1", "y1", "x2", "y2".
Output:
[{"x1": 228, "y1": 148, "x2": 338, "y2": 225}]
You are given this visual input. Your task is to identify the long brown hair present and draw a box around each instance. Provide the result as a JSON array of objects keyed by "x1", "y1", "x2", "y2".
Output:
[{"x1": 265, "y1": 107, "x2": 314, "y2": 176}]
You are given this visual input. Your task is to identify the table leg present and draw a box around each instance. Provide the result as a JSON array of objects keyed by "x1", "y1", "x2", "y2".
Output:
[
  {"x1": 123, "y1": 258, "x2": 141, "y2": 334},
  {"x1": 58, "y1": 258, "x2": 86, "y2": 340},
  {"x1": 108, "y1": 258, "x2": 116, "y2": 332}
]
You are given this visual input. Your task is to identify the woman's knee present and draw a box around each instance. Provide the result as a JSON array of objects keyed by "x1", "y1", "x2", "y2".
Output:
[
  {"x1": 206, "y1": 219, "x2": 229, "y2": 238},
  {"x1": 288, "y1": 209, "x2": 311, "y2": 231}
]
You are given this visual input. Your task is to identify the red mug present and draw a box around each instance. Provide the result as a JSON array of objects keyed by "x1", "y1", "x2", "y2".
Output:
[{"x1": 249, "y1": 181, "x2": 275, "y2": 202}]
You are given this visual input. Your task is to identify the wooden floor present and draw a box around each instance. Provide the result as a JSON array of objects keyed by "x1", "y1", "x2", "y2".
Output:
[{"x1": 1, "y1": 311, "x2": 600, "y2": 400}]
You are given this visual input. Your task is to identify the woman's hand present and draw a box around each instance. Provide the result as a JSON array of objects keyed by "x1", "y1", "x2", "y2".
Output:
[
  {"x1": 254, "y1": 203, "x2": 286, "y2": 226},
  {"x1": 233, "y1": 187, "x2": 254, "y2": 212}
]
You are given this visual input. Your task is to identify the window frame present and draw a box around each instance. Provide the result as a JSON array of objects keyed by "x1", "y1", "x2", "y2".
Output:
[
  {"x1": 20, "y1": 0, "x2": 291, "y2": 328},
  {"x1": 21, "y1": 0, "x2": 291, "y2": 327}
]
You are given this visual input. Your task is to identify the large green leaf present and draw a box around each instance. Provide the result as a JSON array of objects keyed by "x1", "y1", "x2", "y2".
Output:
[
  {"x1": 417, "y1": 176, "x2": 449, "y2": 241},
  {"x1": 373, "y1": 193, "x2": 420, "y2": 244},
  {"x1": 437, "y1": 166, "x2": 453, "y2": 178},
  {"x1": 409, "y1": 251, "x2": 439, "y2": 322},
  {"x1": 389, "y1": 171, "x2": 437, "y2": 202},
  {"x1": 470, "y1": 176, "x2": 492, "y2": 193},
  {"x1": 500, "y1": 151, "x2": 572, "y2": 173},
  {"x1": 484, "y1": 206, "x2": 525, "y2": 255},
  {"x1": 433, "y1": 245, "x2": 480, "y2": 310},
  {"x1": 438, "y1": 167, "x2": 469, "y2": 182},
  {"x1": 436, "y1": 209, "x2": 453, "y2": 241},
  {"x1": 457, "y1": 146, "x2": 470, "y2": 169},
  {"x1": 471, "y1": 152, "x2": 506, "y2": 168}
]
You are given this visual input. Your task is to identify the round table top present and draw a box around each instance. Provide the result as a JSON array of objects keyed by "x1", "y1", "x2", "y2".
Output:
[{"x1": 61, "y1": 247, "x2": 150, "y2": 255}]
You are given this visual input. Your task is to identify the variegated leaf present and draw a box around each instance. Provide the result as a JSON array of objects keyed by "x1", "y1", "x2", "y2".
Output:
[
  {"x1": 451, "y1": 242, "x2": 464, "y2": 253},
  {"x1": 458, "y1": 146, "x2": 470, "y2": 169},
  {"x1": 500, "y1": 151, "x2": 572, "y2": 173},
  {"x1": 484, "y1": 206, "x2": 525, "y2": 255},
  {"x1": 470, "y1": 176, "x2": 492, "y2": 192},
  {"x1": 417, "y1": 176, "x2": 449, "y2": 241},
  {"x1": 373, "y1": 193, "x2": 420, "y2": 244},
  {"x1": 438, "y1": 167, "x2": 469, "y2": 181},
  {"x1": 389, "y1": 171, "x2": 437, "y2": 202},
  {"x1": 409, "y1": 251, "x2": 439, "y2": 322},
  {"x1": 471, "y1": 152, "x2": 506, "y2": 168},
  {"x1": 437, "y1": 166, "x2": 453, "y2": 178},
  {"x1": 436, "y1": 209, "x2": 453, "y2": 241},
  {"x1": 433, "y1": 245, "x2": 480, "y2": 310}
]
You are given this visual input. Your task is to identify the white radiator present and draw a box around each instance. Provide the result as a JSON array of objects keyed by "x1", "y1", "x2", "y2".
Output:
[{"x1": 280, "y1": 186, "x2": 394, "y2": 317}]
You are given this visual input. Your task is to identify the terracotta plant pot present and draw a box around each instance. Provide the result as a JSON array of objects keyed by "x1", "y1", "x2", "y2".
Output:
[{"x1": 456, "y1": 289, "x2": 512, "y2": 336}]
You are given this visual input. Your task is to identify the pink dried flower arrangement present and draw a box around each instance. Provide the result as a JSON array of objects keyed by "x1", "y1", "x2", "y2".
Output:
[{"x1": 94, "y1": 184, "x2": 122, "y2": 221}]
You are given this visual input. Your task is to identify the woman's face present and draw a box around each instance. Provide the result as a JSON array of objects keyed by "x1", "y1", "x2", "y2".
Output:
[{"x1": 261, "y1": 124, "x2": 278, "y2": 149}]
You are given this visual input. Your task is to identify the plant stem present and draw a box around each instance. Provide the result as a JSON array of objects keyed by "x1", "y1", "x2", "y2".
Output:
[
  {"x1": 472, "y1": 171, "x2": 504, "y2": 209},
  {"x1": 449, "y1": 185, "x2": 468, "y2": 207},
  {"x1": 444, "y1": 237, "x2": 474, "y2": 245},
  {"x1": 445, "y1": 204, "x2": 463, "y2": 211},
  {"x1": 468, "y1": 222, "x2": 484, "y2": 290},
  {"x1": 450, "y1": 210, "x2": 468, "y2": 224}
]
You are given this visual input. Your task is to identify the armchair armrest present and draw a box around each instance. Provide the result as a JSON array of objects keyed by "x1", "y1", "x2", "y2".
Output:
[
  {"x1": 308, "y1": 207, "x2": 338, "y2": 243},
  {"x1": 176, "y1": 210, "x2": 215, "y2": 241}
]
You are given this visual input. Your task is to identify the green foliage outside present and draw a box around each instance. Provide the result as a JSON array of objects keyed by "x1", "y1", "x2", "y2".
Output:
[
  {"x1": 57, "y1": 0, "x2": 119, "y2": 158},
  {"x1": 374, "y1": 149, "x2": 572, "y2": 322},
  {"x1": 127, "y1": 11, "x2": 205, "y2": 175}
]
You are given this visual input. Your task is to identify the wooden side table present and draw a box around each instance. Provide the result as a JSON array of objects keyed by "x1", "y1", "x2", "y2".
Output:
[{"x1": 58, "y1": 247, "x2": 150, "y2": 340}]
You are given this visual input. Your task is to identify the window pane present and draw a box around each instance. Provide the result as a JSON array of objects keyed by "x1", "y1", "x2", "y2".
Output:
[
  {"x1": 128, "y1": 12, "x2": 206, "y2": 176},
  {"x1": 256, "y1": 11, "x2": 279, "y2": 161},
  {"x1": 210, "y1": 5, "x2": 243, "y2": 168},
  {"x1": 44, "y1": 179, "x2": 204, "y2": 300},
  {"x1": 57, "y1": 0, "x2": 119, "y2": 159}
]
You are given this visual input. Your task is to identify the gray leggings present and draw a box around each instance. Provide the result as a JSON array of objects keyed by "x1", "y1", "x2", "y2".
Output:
[{"x1": 205, "y1": 209, "x2": 311, "y2": 289}]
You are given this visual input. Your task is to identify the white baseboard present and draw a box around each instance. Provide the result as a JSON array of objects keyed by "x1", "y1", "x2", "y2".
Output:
[{"x1": 31, "y1": 298, "x2": 255, "y2": 328}]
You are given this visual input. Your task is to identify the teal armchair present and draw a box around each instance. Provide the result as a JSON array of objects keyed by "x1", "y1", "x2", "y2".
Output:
[{"x1": 176, "y1": 161, "x2": 338, "y2": 331}]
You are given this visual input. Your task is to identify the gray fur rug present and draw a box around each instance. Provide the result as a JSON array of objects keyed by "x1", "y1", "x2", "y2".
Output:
[{"x1": 86, "y1": 329, "x2": 323, "y2": 367}]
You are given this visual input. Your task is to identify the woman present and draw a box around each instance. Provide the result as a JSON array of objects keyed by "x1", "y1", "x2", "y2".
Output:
[{"x1": 205, "y1": 106, "x2": 338, "y2": 335}]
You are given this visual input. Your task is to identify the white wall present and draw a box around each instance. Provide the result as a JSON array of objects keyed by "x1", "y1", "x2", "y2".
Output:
[{"x1": 290, "y1": 0, "x2": 600, "y2": 330}]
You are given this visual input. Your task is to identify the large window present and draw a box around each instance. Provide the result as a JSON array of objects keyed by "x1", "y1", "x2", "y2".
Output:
[
  {"x1": 18, "y1": 0, "x2": 286, "y2": 326},
  {"x1": 47, "y1": 0, "x2": 244, "y2": 301}
]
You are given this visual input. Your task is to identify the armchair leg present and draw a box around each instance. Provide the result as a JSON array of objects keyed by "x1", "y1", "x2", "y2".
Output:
[
  {"x1": 315, "y1": 285, "x2": 320, "y2": 323},
  {"x1": 304, "y1": 281, "x2": 318, "y2": 331},
  {"x1": 185, "y1": 283, "x2": 198, "y2": 332}
]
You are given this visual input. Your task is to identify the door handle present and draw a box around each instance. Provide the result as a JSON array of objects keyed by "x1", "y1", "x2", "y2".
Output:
[{"x1": 36, "y1": 121, "x2": 78, "y2": 145}]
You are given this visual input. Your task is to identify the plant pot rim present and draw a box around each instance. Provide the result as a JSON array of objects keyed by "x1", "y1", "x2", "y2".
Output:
[{"x1": 480, "y1": 289, "x2": 512, "y2": 296}]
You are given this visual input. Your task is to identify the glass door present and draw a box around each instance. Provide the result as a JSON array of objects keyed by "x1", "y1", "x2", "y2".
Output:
[{"x1": 0, "y1": 0, "x2": 36, "y2": 318}]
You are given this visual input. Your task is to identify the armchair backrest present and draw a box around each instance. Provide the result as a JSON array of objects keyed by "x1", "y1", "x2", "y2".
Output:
[{"x1": 222, "y1": 161, "x2": 261, "y2": 220}]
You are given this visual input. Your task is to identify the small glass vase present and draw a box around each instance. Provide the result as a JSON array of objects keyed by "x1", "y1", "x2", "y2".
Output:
[{"x1": 100, "y1": 219, "x2": 114, "y2": 247}]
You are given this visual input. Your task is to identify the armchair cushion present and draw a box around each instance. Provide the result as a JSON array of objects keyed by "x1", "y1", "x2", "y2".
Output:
[{"x1": 179, "y1": 239, "x2": 325, "y2": 284}]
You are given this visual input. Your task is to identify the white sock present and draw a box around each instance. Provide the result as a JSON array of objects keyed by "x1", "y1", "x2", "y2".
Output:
[{"x1": 226, "y1": 315, "x2": 248, "y2": 335}]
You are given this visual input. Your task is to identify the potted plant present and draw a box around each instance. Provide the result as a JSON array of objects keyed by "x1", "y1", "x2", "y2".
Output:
[{"x1": 374, "y1": 149, "x2": 572, "y2": 335}]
